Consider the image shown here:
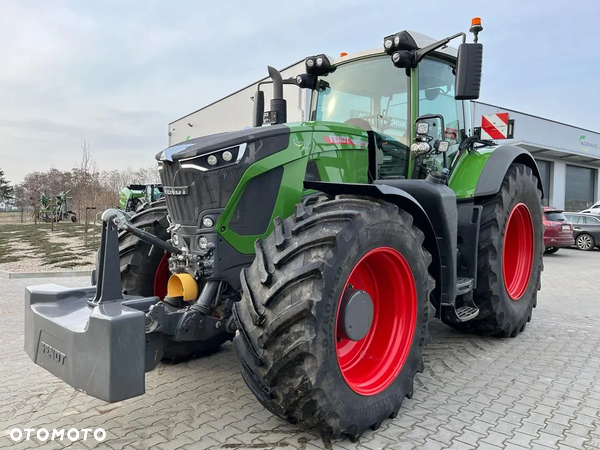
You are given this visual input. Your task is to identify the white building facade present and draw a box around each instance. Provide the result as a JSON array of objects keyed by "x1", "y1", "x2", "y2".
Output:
[{"x1": 473, "y1": 102, "x2": 600, "y2": 211}]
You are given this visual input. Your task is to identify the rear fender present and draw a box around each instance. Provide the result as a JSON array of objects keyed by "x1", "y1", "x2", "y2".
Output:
[{"x1": 305, "y1": 180, "x2": 443, "y2": 312}]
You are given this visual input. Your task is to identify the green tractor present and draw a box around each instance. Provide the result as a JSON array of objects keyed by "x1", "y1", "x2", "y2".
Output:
[
  {"x1": 25, "y1": 20, "x2": 543, "y2": 440},
  {"x1": 119, "y1": 183, "x2": 164, "y2": 212}
]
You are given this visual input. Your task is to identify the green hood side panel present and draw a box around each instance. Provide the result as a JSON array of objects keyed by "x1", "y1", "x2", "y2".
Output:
[
  {"x1": 448, "y1": 146, "x2": 497, "y2": 199},
  {"x1": 217, "y1": 122, "x2": 370, "y2": 255}
]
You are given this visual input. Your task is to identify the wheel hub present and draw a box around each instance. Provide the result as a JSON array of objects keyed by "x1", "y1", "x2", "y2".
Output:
[{"x1": 339, "y1": 288, "x2": 373, "y2": 341}]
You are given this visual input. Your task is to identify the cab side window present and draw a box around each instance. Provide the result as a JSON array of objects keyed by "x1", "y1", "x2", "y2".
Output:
[{"x1": 418, "y1": 58, "x2": 463, "y2": 146}]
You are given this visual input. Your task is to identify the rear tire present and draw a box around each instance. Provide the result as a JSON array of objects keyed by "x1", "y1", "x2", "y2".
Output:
[
  {"x1": 443, "y1": 163, "x2": 543, "y2": 337},
  {"x1": 544, "y1": 247, "x2": 559, "y2": 254},
  {"x1": 234, "y1": 196, "x2": 434, "y2": 439},
  {"x1": 575, "y1": 233, "x2": 595, "y2": 251}
]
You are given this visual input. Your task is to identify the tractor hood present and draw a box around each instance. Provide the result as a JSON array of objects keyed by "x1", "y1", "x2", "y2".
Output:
[{"x1": 157, "y1": 124, "x2": 291, "y2": 162}]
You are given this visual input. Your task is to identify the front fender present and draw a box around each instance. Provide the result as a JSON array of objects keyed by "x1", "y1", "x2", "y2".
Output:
[
  {"x1": 449, "y1": 145, "x2": 543, "y2": 199},
  {"x1": 304, "y1": 180, "x2": 443, "y2": 311}
]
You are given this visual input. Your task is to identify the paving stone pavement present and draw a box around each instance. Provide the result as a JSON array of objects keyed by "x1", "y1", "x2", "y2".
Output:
[{"x1": 1, "y1": 248, "x2": 599, "y2": 449}]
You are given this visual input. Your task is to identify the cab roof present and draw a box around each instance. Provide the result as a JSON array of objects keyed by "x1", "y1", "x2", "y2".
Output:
[{"x1": 328, "y1": 31, "x2": 458, "y2": 66}]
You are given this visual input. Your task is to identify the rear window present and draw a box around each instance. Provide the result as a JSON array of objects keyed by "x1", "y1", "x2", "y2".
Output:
[{"x1": 545, "y1": 212, "x2": 567, "y2": 222}]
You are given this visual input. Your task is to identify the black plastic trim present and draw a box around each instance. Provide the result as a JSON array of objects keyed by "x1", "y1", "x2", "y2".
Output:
[
  {"x1": 456, "y1": 200, "x2": 482, "y2": 280},
  {"x1": 475, "y1": 145, "x2": 543, "y2": 197}
]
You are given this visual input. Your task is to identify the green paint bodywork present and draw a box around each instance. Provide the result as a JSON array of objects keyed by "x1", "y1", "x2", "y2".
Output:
[
  {"x1": 215, "y1": 119, "x2": 497, "y2": 255},
  {"x1": 448, "y1": 145, "x2": 497, "y2": 198},
  {"x1": 217, "y1": 122, "x2": 370, "y2": 254}
]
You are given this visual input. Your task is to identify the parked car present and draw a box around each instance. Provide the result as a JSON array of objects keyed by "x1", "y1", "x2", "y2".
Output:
[
  {"x1": 563, "y1": 213, "x2": 600, "y2": 251},
  {"x1": 580, "y1": 201, "x2": 600, "y2": 215},
  {"x1": 543, "y1": 207, "x2": 575, "y2": 254}
]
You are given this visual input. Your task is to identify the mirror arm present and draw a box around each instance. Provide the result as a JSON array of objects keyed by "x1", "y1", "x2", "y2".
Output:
[{"x1": 415, "y1": 32, "x2": 466, "y2": 63}]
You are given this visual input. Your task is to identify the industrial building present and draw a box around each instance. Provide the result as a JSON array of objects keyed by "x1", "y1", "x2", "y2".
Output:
[{"x1": 473, "y1": 102, "x2": 600, "y2": 211}]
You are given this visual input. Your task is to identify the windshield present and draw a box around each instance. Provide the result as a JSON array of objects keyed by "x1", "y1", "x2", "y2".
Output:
[{"x1": 315, "y1": 57, "x2": 409, "y2": 143}]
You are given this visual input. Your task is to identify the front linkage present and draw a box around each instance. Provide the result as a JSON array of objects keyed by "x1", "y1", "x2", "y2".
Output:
[{"x1": 24, "y1": 209, "x2": 236, "y2": 403}]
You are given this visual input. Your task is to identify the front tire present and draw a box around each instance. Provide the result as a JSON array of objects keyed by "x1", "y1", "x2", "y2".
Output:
[
  {"x1": 234, "y1": 196, "x2": 434, "y2": 439},
  {"x1": 443, "y1": 163, "x2": 543, "y2": 337},
  {"x1": 575, "y1": 233, "x2": 595, "y2": 251},
  {"x1": 544, "y1": 247, "x2": 559, "y2": 254}
]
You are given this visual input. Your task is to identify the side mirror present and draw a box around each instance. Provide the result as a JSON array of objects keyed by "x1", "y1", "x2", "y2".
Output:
[
  {"x1": 252, "y1": 90, "x2": 264, "y2": 127},
  {"x1": 455, "y1": 43, "x2": 483, "y2": 100}
]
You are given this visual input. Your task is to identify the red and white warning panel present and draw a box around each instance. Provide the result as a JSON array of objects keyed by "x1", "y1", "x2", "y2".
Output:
[{"x1": 480, "y1": 113, "x2": 514, "y2": 140}]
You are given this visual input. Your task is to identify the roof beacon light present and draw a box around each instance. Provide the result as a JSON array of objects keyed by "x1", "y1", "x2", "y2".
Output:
[{"x1": 470, "y1": 17, "x2": 483, "y2": 43}]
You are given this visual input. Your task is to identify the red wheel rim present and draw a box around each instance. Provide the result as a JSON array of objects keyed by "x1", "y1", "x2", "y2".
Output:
[
  {"x1": 153, "y1": 253, "x2": 170, "y2": 299},
  {"x1": 335, "y1": 247, "x2": 417, "y2": 396},
  {"x1": 502, "y1": 203, "x2": 534, "y2": 300}
]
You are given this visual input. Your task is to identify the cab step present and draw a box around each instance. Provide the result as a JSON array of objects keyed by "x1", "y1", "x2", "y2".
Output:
[
  {"x1": 456, "y1": 277, "x2": 474, "y2": 295},
  {"x1": 454, "y1": 305, "x2": 479, "y2": 322},
  {"x1": 442, "y1": 277, "x2": 480, "y2": 323}
]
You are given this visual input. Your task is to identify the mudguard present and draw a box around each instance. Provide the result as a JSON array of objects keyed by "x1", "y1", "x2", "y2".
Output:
[
  {"x1": 305, "y1": 180, "x2": 452, "y2": 311},
  {"x1": 475, "y1": 145, "x2": 543, "y2": 197}
]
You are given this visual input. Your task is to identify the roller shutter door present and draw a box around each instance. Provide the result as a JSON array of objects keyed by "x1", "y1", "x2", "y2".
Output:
[
  {"x1": 565, "y1": 165, "x2": 595, "y2": 211},
  {"x1": 536, "y1": 160, "x2": 551, "y2": 206}
]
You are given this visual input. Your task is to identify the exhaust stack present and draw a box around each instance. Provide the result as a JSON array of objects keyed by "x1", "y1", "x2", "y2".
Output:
[{"x1": 267, "y1": 66, "x2": 287, "y2": 125}]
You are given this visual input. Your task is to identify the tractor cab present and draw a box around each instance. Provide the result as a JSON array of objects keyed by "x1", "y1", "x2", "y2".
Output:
[{"x1": 304, "y1": 27, "x2": 482, "y2": 184}]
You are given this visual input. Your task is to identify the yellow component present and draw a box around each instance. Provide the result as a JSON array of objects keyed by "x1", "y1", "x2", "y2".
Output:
[
  {"x1": 471, "y1": 17, "x2": 482, "y2": 27},
  {"x1": 167, "y1": 273, "x2": 198, "y2": 301}
]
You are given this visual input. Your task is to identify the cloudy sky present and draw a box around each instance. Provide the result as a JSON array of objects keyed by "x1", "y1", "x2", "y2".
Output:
[{"x1": 1, "y1": 0, "x2": 599, "y2": 183}]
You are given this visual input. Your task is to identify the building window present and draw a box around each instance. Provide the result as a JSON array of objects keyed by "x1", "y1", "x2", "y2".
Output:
[
  {"x1": 535, "y1": 160, "x2": 551, "y2": 206},
  {"x1": 565, "y1": 165, "x2": 595, "y2": 212}
]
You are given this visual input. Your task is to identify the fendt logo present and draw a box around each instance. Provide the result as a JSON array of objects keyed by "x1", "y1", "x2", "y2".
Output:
[
  {"x1": 41, "y1": 341, "x2": 66, "y2": 365},
  {"x1": 163, "y1": 186, "x2": 189, "y2": 196},
  {"x1": 579, "y1": 135, "x2": 599, "y2": 152}
]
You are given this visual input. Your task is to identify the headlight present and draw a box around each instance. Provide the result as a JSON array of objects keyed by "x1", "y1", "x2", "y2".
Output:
[
  {"x1": 384, "y1": 39, "x2": 393, "y2": 50},
  {"x1": 416, "y1": 122, "x2": 430, "y2": 135},
  {"x1": 172, "y1": 233, "x2": 179, "y2": 246},
  {"x1": 179, "y1": 143, "x2": 247, "y2": 172},
  {"x1": 202, "y1": 217, "x2": 214, "y2": 228}
]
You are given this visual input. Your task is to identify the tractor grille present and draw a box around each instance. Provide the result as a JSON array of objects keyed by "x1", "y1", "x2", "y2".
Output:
[{"x1": 160, "y1": 161, "x2": 248, "y2": 225}]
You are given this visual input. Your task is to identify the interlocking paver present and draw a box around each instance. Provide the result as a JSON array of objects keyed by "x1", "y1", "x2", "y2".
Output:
[{"x1": 1, "y1": 249, "x2": 600, "y2": 449}]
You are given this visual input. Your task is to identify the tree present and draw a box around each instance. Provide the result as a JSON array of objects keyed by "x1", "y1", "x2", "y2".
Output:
[{"x1": 0, "y1": 168, "x2": 13, "y2": 201}]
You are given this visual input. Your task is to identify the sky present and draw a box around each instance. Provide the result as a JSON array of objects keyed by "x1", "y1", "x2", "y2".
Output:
[{"x1": 1, "y1": 0, "x2": 599, "y2": 184}]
